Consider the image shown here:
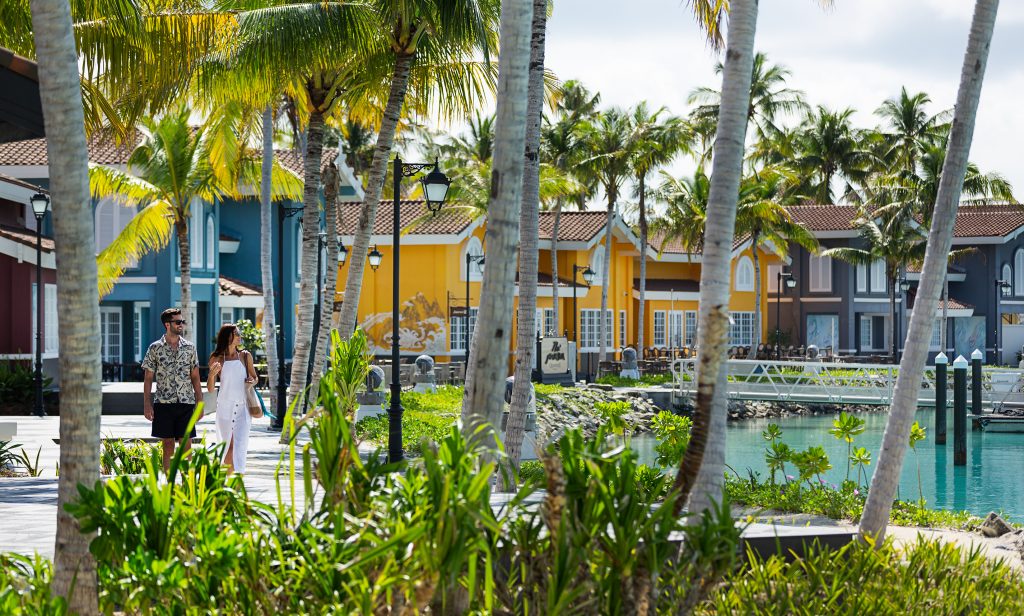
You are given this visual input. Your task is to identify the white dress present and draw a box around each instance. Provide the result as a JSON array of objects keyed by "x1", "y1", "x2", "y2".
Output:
[{"x1": 215, "y1": 357, "x2": 251, "y2": 473}]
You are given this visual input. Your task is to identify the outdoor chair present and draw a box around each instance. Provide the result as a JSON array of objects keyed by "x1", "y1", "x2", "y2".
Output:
[{"x1": 433, "y1": 364, "x2": 449, "y2": 385}]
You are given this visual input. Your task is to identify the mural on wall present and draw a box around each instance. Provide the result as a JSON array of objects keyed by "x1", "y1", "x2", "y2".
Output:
[
  {"x1": 806, "y1": 314, "x2": 839, "y2": 350},
  {"x1": 360, "y1": 292, "x2": 448, "y2": 355},
  {"x1": 954, "y1": 316, "x2": 985, "y2": 358}
]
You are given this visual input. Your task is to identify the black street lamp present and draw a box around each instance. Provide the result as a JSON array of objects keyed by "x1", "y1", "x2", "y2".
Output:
[
  {"x1": 30, "y1": 191, "x2": 50, "y2": 418},
  {"x1": 389, "y1": 156, "x2": 451, "y2": 463},
  {"x1": 368, "y1": 245, "x2": 382, "y2": 271},
  {"x1": 571, "y1": 263, "x2": 595, "y2": 343},
  {"x1": 270, "y1": 203, "x2": 304, "y2": 431},
  {"x1": 337, "y1": 241, "x2": 348, "y2": 266},
  {"x1": 775, "y1": 269, "x2": 796, "y2": 360},
  {"x1": 464, "y1": 252, "x2": 485, "y2": 366},
  {"x1": 995, "y1": 278, "x2": 1011, "y2": 365},
  {"x1": 898, "y1": 276, "x2": 912, "y2": 362}
]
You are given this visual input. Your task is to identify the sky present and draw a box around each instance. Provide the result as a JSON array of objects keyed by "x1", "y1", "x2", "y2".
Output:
[{"x1": 540, "y1": 0, "x2": 1024, "y2": 210}]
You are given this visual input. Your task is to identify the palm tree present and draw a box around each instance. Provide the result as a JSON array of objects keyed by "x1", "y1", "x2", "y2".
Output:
[
  {"x1": 670, "y1": 0, "x2": 760, "y2": 518},
  {"x1": 628, "y1": 102, "x2": 689, "y2": 353},
  {"x1": 822, "y1": 208, "x2": 926, "y2": 359},
  {"x1": 736, "y1": 167, "x2": 818, "y2": 349},
  {"x1": 580, "y1": 108, "x2": 632, "y2": 364},
  {"x1": 874, "y1": 87, "x2": 948, "y2": 175},
  {"x1": 89, "y1": 108, "x2": 302, "y2": 315},
  {"x1": 259, "y1": 105, "x2": 280, "y2": 410},
  {"x1": 652, "y1": 168, "x2": 712, "y2": 256},
  {"x1": 505, "y1": 0, "x2": 548, "y2": 485},
  {"x1": 306, "y1": 161, "x2": 342, "y2": 414},
  {"x1": 460, "y1": 0, "x2": 532, "y2": 448},
  {"x1": 794, "y1": 106, "x2": 875, "y2": 204},
  {"x1": 335, "y1": 0, "x2": 500, "y2": 341},
  {"x1": 27, "y1": 0, "x2": 101, "y2": 611},
  {"x1": 860, "y1": 0, "x2": 1000, "y2": 543}
]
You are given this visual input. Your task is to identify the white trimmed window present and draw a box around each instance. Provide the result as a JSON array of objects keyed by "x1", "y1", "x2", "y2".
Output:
[
  {"x1": 930, "y1": 318, "x2": 942, "y2": 351},
  {"x1": 619, "y1": 310, "x2": 627, "y2": 348},
  {"x1": 1015, "y1": 250, "x2": 1024, "y2": 296},
  {"x1": 1003, "y1": 264, "x2": 1012, "y2": 293},
  {"x1": 734, "y1": 256, "x2": 754, "y2": 291},
  {"x1": 668, "y1": 311, "x2": 684, "y2": 347},
  {"x1": 856, "y1": 263, "x2": 867, "y2": 293},
  {"x1": 870, "y1": 260, "x2": 886, "y2": 293},
  {"x1": 859, "y1": 315, "x2": 873, "y2": 350},
  {"x1": 31, "y1": 284, "x2": 59, "y2": 354},
  {"x1": 134, "y1": 302, "x2": 150, "y2": 361},
  {"x1": 729, "y1": 312, "x2": 755, "y2": 346},
  {"x1": 450, "y1": 307, "x2": 479, "y2": 352},
  {"x1": 580, "y1": 309, "x2": 612, "y2": 351},
  {"x1": 809, "y1": 255, "x2": 832, "y2": 293},
  {"x1": 685, "y1": 311, "x2": 698, "y2": 346},
  {"x1": 534, "y1": 308, "x2": 554, "y2": 338},
  {"x1": 100, "y1": 306, "x2": 122, "y2": 363},
  {"x1": 205, "y1": 215, "x2": 215, "y2": 269},
  {"x1": 462, "y1": 236, "x2": 484, "y2": 282},
  {"x1": 221, "y1": 308, "x2": 234, "y2": 326},
  {"x1": 93, "y1": 199, "x2": 135, "y2": 258},
  {"x1": 767, "y1": 264, "x2": 782, "y2": 293},
  {"x1": 653, "y1": 311, "x2": 666, "y2": 347},
  {"x1": 190, "y1": 202, "x2": 203, "y2": 268},
  {"x1": 590, "y1": 244, "x2": 605, "y2": 286}
]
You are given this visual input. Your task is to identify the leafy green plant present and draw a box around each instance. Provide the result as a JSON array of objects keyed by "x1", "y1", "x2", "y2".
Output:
[
  {"x1": 595, "y1": 373, "x2": 674, "y2": 387},
  {"x1": 850, "y1": 446, "x2": 872, "y2": 488},
  {"x1": 765, "y1": 441, "x2": 793, "y2": 486},
  {"x1": 0, "y1": 361, "x2": 52, "y2": 405},
  {"x1": 234, "y1": 318, "x2": 265, "y2": 355},
  {"x1": 594, "y1": 400, "x2": 631, "y2": 441},
  {"x1": 651, "y1": 411, "x2": 692, "y2": 467},
  {"x1": 100, "y1": 438, "x2": 160, "y2": 475},
  {"x1": 0, "y1": 440, "x2": 19, "y2": 470},
  {"x1": 909, "y1": 420, "x2": 927, "y2": 504},
  {"x1": 15, "y1": 446, "x2": 42, "y2": 477},
  {"x1": 829, "y1": 411, "x2": 866, "y2": 480},
  {"x1": 791, "y1": 446, "x2": 832, "y2": 488}
]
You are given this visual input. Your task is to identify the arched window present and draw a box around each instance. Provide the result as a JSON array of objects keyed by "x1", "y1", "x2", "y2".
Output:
[
  {"x1": 205, "y1": 215, "x2": 215, "y2": 269},
  {"x1": 1015, "y1": 250, "x2": 1024, "y2": 296},
  {"x1": 462, "y1": 236, "x2": 484, "y2": 282},
  {"x1": 190, "y1": 201, "x2": 203, "y2": 268},
  {"x1": 734, "y1": 256, "x2": 754, "y2": 291},
  {"x1": 1003, "y1": 263, "x2": 1012, "y2": 294},
  {"x1": 589, "y1": 244, "x2": 605, "y2": 285}
]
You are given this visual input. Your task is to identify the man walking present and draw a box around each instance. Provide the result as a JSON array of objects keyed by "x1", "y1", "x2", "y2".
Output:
[{"x1": 142, "y1": 308, "x2": 203, "y2": 471}]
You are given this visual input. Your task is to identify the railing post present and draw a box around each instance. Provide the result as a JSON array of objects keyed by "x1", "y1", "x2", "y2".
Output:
[
  {"x1": 971, "y1": 348, "x2": 983, "y2": 418},
  {"x1": 953, "y1": 355, "x2": 968, "y2": 466},
  {"x1": 935, "y1": 353, "x2": 947, "y2": 445}
]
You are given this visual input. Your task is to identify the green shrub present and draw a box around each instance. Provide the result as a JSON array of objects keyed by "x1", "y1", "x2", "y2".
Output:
[
  {"x1": 650, "y1": 411, "x2": 692, "y2": 467},
  {"x1": 595, "y1": 373, "x2": 674, "y2": 387},
  {"x1": 100, "y1": 438, "x2": 161, "y2": 475},
  {"x1": 0, "y1": 361, "x2": 52, "y2": 405},
  {"x1": 518, "y1": 460, "x2": 546, "y2": 484}
]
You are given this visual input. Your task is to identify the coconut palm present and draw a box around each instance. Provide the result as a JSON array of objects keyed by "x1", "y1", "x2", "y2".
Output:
[
  {"x1": 26, "y1": 1, "x2": 101, "y2": 611},
  {"x1": 335, "y1": 0, "x2": 501, "y2": 342},
  {"x1": 652, "y1": 167, "x2": 712, "y2": 256},
  {"x1": 628, "y1": 102, "x2": 690, "y2": 353},
  {"x1": 460, "y1": 0, "x2": 532, "y2": 448},
  {"x1": 505, "y1": 0, "x2": 548, "y2": 485},
  {"x1": 259, "y1": 105, "x2": 280, "y2": 406},
  {"x1": 89, "y1": 107, "x2": 302, "y2": 314},
  {"x1": 794, "y1": 106, "x2": 875, "y2": 204},
  {"x1": 875, "y1": 87, "x2": 949, "y2": 175},
  {"x1": 860, "y1": 0, "x2": 1000, "y2": 542}
]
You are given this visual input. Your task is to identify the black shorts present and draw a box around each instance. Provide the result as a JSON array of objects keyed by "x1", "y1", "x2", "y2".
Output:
[{"x1": 152, "y1": 403, "x2": 198, "y2": 440}]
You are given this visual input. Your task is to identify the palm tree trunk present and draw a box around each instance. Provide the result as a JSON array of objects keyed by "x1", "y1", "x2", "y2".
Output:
[
  {"x1": 336, "y1": 52, "x2": 415, "y2": 338},
  {"x1": 751, "y1": 231, "x2": 762, "y2": 354},
  {"x1": 175, "y1": 217, "x2": 191, "y2": 325},
  {"x1": 860, "y1": 0, "x2": 999, "y2": 542},
  {"x1": 551, "y1": 198, "x2": 562, "y2": 334},
  {"x1": 260, "y1": 105, "x2": 279, "y2": 403},
  {"x1": 599, "y1": 196, "x2": 614, "y2": 363},
  {"x1": 670, "y1": 0, "x2": 759, "y2": 518},
  {"x1": 287, "y1": 110, "x2": 325, "y2": 409},
  {"x1": 29, "y1": 0, "x2": 101, "y2": 611},
  {"x1": 460, "y1": 0, "x2": 534, "y2": 446},
  {"x1": 637, "y1": 177, "x2": 647, "y2": 352},
  {"x1": 307, "y1": 163, "x2": 340, "y2": 409},
  {"x1": 505, "y1": 0, "x2": 547, "y2": 488}
]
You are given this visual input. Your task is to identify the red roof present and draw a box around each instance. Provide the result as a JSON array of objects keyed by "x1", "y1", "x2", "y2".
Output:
[
  {"x1": 273, "y1": 148, "x2": 339, "y2": 178},
  {"x1": 0, "y1": 223, "x2": 54, "y2": 252},
  {"x1": 337, "y1": 200, "x2": 476, "y2": 236},
  {"x1": 0, "y1": 134, "x2": 136, "y2": 166},
  {"x1": 646, "y1": 229, "x2": 749, "y2": 255},
  {"x1": 786, "y1": 203, "x2": 1024, "y2": 238},
  {"x1": 785, "y1": 205, "x2": 861, "y2": 232},
  {"x1": 538, "y1": 210, "x2": 609, "y2": 242}
]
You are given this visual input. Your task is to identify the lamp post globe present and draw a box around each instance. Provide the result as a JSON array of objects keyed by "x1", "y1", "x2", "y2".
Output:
[
  {"x1": 337, "y1": 242, "x2": 348, "y2": 265},
  {"x1": 30, "y1": 192, "x2": 50, "y2": 219},
  {"x1": 368, "y1": 246, "x2": 383, "y2": 271},
  {"x1": 582, "y1": 267, "x2": 596, "y2": 285},
  {"x1": 421, "y1": 161, "x2": 452, "y2": 214}
]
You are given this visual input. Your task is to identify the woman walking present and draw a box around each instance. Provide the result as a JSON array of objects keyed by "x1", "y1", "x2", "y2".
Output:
[{"x1": 207, "y1": 324, "x2": 257, "y2": 474}]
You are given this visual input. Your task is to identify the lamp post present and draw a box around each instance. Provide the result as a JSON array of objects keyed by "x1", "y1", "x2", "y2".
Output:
[
  {"x1": 898, "y1": 276, "x2": 911, "y2": 363},
  {"x1": 571, "y1": 264, "x2": 595, "y2": 343},
  {"x1": 775, "y1": 269, "x2": 795, "y2": 360},
  {"x1": 389, "y1": 156, "x2": 451, "y2": 463},
  {"x1": 464, "y1": 252, "x2": 485, "y2": 366},
  {"x1": 270, "y1": 203, "x2": 304, "y2": 431},
  {"x1": 30, "y1": 192, "x2": 50, "y2": 418},
  {"x1": 995, "y1": 278, "x2": 1011, "y2": 365}
]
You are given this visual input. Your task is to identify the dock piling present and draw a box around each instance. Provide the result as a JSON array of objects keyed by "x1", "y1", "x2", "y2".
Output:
[
  {"x1": 953, "y1": 355, "x2": 968, "y2": 466},
  {"x1": 971, "y1": 349, "x2": 983, "y2": 419},
  {"x1": 935, "y1": 353, "x2": 947, "y2": 445}
]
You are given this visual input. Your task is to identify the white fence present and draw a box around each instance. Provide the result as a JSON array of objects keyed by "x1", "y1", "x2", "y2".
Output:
[{"x1": 671, "y1": 358, "x2": 1024, "y2": 413}]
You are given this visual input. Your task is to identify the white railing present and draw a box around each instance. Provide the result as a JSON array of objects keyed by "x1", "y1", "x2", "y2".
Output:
[{"x1": 671, "y1": 358, "x2": 1024, "y2": 413}]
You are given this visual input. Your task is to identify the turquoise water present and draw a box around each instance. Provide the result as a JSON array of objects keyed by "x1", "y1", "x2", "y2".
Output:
[{"x1": 633, "y1": 410, "x2": 1024, "y2": 520}]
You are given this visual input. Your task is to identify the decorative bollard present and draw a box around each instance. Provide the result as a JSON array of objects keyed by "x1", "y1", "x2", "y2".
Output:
[
  {"x1": 953, "y1": 354, "x2": 968, "y2": 466},
  {"x1": 413, "y1": 354, "x2": 437, "y2": 393},
  {"x1": 971, "y1": 348, "x2": 983, "y2": 419},
  {"x1": 935, "y1": 353, "x2": 947, "y2": 445},
  {"x1": 356, "y1": 365, "x2": 387, "y2": 421},
  {"x1": 620, "y1": 347, "x2": 640, "y2": 380}
]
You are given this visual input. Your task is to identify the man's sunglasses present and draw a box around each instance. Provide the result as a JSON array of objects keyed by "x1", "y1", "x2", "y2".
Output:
[{"x1": 171, "y1": 319, "x2": 187, "y2": 325}]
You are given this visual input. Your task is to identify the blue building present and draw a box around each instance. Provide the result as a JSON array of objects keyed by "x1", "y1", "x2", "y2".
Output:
[{"x1": 0, "y1": 134, "x2": 363, "y2": 379}]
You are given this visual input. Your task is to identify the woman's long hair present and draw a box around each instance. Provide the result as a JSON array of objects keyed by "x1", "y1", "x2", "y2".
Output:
[{"x1": 210, "y1": 323, "x2": 239, "y2": 365}]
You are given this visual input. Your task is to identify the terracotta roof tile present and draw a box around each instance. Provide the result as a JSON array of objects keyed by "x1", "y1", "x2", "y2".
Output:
[
  {"x1": 646, "y1": 229, "x2": 749, "y2": 255},
  {"x1": 0, "y1": 134, "x2": 137, "y2": 166},
  {"x1": 785, "y1": 205, "x2": 861, "y2": 231},
  {"x1": 219, "y1": 276, "x2": 261, "y2": 297},
  {"x1": 274, "y1": 148, "x2": 338, "y2": 177},
  {"x1": 337, "y1": 200, "x2": 475, "y2": 236},
  {"x1": 950, "y1": 204, "x2": 1024, "y2": 238},
  {"x1": 0, "y1": 223, "x2": 54, "y2": 252},
  {"x1": 538, "y1": 210, "x2": 608, "y2": 242}
]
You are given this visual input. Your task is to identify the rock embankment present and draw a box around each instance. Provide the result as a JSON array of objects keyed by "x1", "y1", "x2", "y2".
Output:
[
  {"x1": 671, "y1": 398, "x2": 888, "y2": 421},
  {"x1": 534, "y1": 384, "x2": 661, "y2": 442}
]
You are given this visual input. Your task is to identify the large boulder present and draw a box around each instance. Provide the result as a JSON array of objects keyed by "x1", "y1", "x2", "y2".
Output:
[{"x1": 980, "y1": 512, "x2": 1015, "y2": 538}]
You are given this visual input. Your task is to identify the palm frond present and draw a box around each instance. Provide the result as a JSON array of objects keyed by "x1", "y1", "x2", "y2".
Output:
[{"x1": 97, "y1": 199, "x2": 175, "y2": 297}]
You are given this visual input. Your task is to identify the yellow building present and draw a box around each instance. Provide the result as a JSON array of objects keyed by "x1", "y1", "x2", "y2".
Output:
[{"x1": 336, "y1": 202, "x2": 783, "y2": 371}]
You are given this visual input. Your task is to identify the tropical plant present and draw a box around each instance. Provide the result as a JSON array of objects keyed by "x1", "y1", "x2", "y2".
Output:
[
  {"x1": 909, "y1": 420, "x2": 927, "y2": 504},
  {"x1": 765, "y1": 441, "x2": 793, "y2": 486},
  {"x1": 652, "y1": 166, "x2": 712, "y2": 255},
  {"x1": 850, "y1": 446, "x2": 872, "y2": 488},
  {"x1": 828, "y1": 411, "x2": 866, "y2": 480},
  {"x1": 594, "y1": 400, "x2": 630, "y2": 441},
  {"x1": 651, "y1": 411, "x2": 693, "y2": 467},
  {"x1": 874, "y1": 86, "x2": 949, "y2": 176},
  {"x1": 793, "y1": 105, "x2": 875, "y2": 204},
  {"x1": 792, "y1": 445, "x2": 832, "y2": 488}
]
